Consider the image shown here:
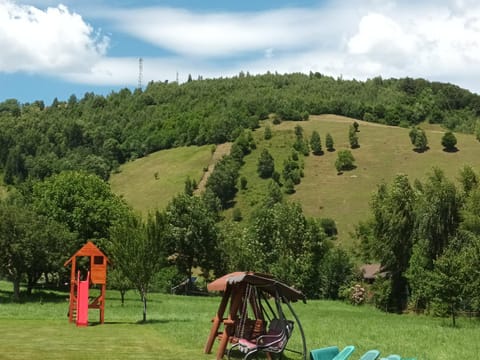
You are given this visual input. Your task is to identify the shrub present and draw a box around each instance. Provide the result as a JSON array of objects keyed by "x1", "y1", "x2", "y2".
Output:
[
  {"x1": 284, "y1": 178, "x2": 295, "y2": 194},
  {"x1": 350, "y1": 284, "x2": 366, "y2": 305},
  {"x1": 264, "y1": 125, "x2": 272, "y2": 140},
  {"x1": 257, "y1": 149, "x2": 275, "y2": 178},
  {"x1": 232, "y1": 208, "x2": 243, "y2": 222},
  {"x1": 240, "y1": 176, "x2": 248, "y2": 190},
  {"x1": 441, "y1": 131, "x2": 457, "y2": 151},
  {"x1": 335, "y1": 150, "x2": 355, "y2": 173},
  {"x1": 320, "y1": 218, "x2": 338, "y2": 237}
]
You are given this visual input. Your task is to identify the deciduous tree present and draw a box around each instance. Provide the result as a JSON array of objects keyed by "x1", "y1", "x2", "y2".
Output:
[
  {"x1": 0, "y1": 201, "x2": 72, "y2": 300},
  {"x1": 109, "y1": 212, "x2": 167, "y2": 322},
  {"x1": 370, "y1": 175, "x2": 416, "y2": 312},
  {"x1": 246, "y1": 201, "x2": 328, "y2": 296},
  {"x1": 32, "y1": 171, "x2": 129, "y2": 248},
  {"x1": 165, "y1": 194, "x2": 221, "y2": 285}
]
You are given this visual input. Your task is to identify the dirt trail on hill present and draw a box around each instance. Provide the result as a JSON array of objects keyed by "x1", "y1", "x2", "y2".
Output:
[{"x1": 194, "y1": 142, "x2": 232, "y2": 194}]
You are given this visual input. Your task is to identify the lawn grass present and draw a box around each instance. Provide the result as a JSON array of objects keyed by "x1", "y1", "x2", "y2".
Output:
[
  {"x1": 109, "y1": 145, "x2": 213, "y2": 215},
  {"x1": 0, "y1": 280, "x2": 479, "y2": 359},
  {"x1": 232, "y1": 115, "x2": 480, "y2": 245}
]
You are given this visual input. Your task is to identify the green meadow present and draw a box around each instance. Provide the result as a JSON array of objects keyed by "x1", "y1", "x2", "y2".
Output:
[
  {"x1": 110, "y1": 145, "x2": 213, "y2": 215},
  {"x1": 0, "y1": 281, "x2": 478, "y2": 359},
  {"x1": 233, "y1": 115, "x2": 480, "y2": 243},
  {"x1": 108, "y1": 115, "x2": 480, "y2": 244}
]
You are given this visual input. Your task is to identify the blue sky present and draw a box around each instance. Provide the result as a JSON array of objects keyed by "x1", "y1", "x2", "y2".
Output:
[{"x1": 2, "y1": 0, "x2": 480, "y2": 104}]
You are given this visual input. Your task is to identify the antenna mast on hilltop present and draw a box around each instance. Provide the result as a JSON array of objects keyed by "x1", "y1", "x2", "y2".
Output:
[{"x1": 138, "y1": 58, "x2": 143, "y2": 90}]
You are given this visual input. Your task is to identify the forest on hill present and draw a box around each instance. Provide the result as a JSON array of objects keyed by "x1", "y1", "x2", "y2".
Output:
[
  {"x1": 1, "y1": 73, "x2": 480, "y2": 321},
  {"x1": 1, "y1": 72, "x2": 480, "y2": 185}
]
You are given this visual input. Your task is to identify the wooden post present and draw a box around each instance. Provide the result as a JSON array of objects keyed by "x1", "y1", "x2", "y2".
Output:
[
  {"x1": 100, "y1": 284, "x2": 106, "y2": 324},
  {"x1": 68, "y1": 257, "x2": 77, "y2": 323},
  {"x1": 215, "y1": 284, "x2": 244, "y2": 360},
  {"x1": 204, "y1": 286, "x2": 232, "y2": 354}
]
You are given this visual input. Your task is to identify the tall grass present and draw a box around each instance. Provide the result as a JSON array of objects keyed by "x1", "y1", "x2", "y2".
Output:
[{"x1": 0, "y1": 281, "x2": 478, "y2": 359}]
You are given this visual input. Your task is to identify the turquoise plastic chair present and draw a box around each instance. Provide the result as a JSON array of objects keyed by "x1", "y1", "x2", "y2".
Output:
[
  {"x1": 333, "y1": 346, "x2": 356, "y2": 360},
  {"x1": 359, "y1": 350, "x2": 380, "y2": 360},
  {"x1": 310, "y1": 345, "x2": 355, "y2": 360},
  {"x1": 310, "y1": 346, "x2": 340, "y2": 360},
  {"x1": 380, "y1": 356, "x2": 401, "y2": 360}
]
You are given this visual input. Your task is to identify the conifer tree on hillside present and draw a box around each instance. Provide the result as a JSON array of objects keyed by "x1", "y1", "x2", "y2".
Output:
[
  {"x1": 353, "y1": 121, "x2": 359, "y2": 132},
  {"x1": 310, "y1": 130, "x2": 323, "y2": 155},
  {"x1": 409, "y1": 127, "x2": 428, "y2": 152},
  {"x1": 349, "y1": 125, "x2": 359, "y2": 149},
  {"x1": 326, "y1": 133, "x2": 335, "y2": 152}
]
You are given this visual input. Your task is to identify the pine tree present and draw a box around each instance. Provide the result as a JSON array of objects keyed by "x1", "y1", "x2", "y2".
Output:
[
  {"x1": 410, "y1": 127, "x2": 428, "y2": 152},
  {"x1": 349, "y1": 125, "x2": 359, "y2": 149},
  {"x1": 414, "y1": 130, "x2": 428, "y2": 152},
  {"x1": 310, "y1": 130, "x2": 323, "y2": 155},
  {"x1": 326, "y1": 133, "x2": 335, "y2": 152}
]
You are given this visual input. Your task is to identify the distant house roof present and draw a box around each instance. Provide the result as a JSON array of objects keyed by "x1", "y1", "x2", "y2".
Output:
[{"x1": 360, "y1": 263, "x2": 383, "y2": 280}]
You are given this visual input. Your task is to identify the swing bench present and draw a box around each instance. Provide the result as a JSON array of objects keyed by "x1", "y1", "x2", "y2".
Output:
[
  {"x1": 228, "y1": 318, "x2": 294, "y2": 360},
  {"x1": 204, "y1": 272, "x2": 307, "y2": 360}
]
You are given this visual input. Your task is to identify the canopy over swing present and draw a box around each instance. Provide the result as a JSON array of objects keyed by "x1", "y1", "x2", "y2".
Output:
[{"x1": 204, "y1": 271, "x2": 307, "y2": 360}]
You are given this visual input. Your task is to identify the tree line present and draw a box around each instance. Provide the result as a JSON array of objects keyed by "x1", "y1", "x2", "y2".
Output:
[{"x1": 1, "y1": 73, "x2": 480, "y2": 185}]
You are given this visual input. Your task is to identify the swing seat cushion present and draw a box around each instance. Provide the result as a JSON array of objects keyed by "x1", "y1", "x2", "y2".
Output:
[{"x1": 238, "y1": 339, "x2": 258, "y2": 352}]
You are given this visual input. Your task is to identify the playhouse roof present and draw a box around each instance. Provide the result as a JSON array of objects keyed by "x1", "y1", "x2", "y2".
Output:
[
  {"x1": 207, "y1": 271, "x2": 306, "y2": 303},
  {"x1": 64, "y1": 241, "x2": 110, "y2": 267}
]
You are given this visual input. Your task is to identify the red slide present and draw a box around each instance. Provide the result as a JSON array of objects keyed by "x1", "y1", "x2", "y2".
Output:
[{"x1": 76, "y1": 271, "x2": 89, "y2": 327}]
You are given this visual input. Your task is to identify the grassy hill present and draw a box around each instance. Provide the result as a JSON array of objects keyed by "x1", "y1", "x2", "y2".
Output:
[
  {"x1": 109, "y1": 145, "x2": 213, "y2": 215},
  {"x1": 109, "y1": 115, "x2": 480, "y2": 244},
  {"x1": 232, "y1": 115, "x2": 480, "y2": 244}
]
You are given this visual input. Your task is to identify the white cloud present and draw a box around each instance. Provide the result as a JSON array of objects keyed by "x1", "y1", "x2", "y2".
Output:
[
  {"x1": 104, "y1": 5, "x2": 353, "y2": 58},
  {"x1": 94, "y1": 1, "x2": 480, "y2": 93},
  {"x1": 348, "y1": 13, "x2": 419, "y2": 66},
  {"x1": 4, "y1": 0, "x2": 480, "y2": 95},
  {"x1": 0, "y1": 0, "x2": 108, "y2": 73}
]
